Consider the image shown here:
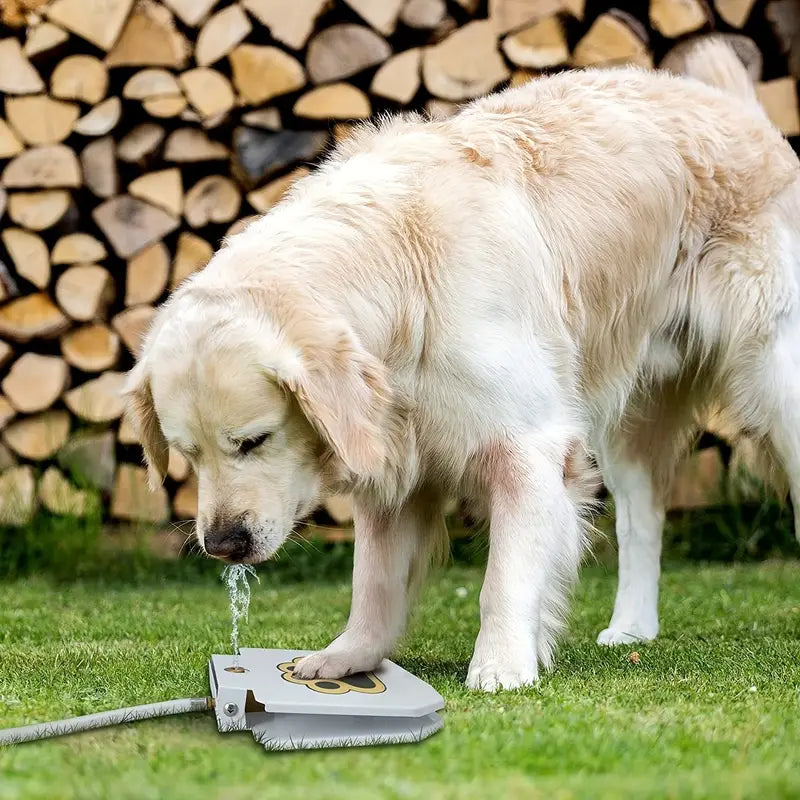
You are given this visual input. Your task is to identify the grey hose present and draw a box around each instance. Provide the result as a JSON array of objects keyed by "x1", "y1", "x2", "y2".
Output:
[{"x1": 0, "y1": 697, "x2": 212, "y2": 745}]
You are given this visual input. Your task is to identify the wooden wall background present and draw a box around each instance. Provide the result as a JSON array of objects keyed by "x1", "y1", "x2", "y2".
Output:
[{"x1": 0, "y1": 0, "x2": 798, "y2": 531}]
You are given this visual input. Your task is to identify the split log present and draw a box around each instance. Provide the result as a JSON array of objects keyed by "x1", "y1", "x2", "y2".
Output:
[
  {"x1": 2, "y1": 409, "x2": 71, "y2": 460},
  {"x1": 669, "y1": 447, "x2": 723, "y2": 509},
  {"x1": 294, "y1": 84, "x2": 371, "y2": 119},
  {"x1": 105, "y1": 0, "x2": 189, "y2": 69},
  {"x1": 400, "y1": 0, "x2": 447, "y2": 29},
  {"x1": 8, "y1": 190, "x2": 71, "y2": 230},
  {"x1": 73, "y1": 97, "x2": 122, "y2": 137},
  {"x1": 111, "y1": 463, "x2": 170, "y2": 523},
  {"x1": 126, "y1": 241, "x2": 170, "y2": 305},
  {"x1": 371, "y1": 48, "x2": 422, "y2": 104},
  {"x1": 128, "y1": 168, "x2": 183, "y2": 217},
  {"x1": 232, "y1": 127, "x2": 329, "y2": 189},
  {"x1": 241, "y1": 108, "x2": 282, "y2": 130},
  {"x1": 93, "y1": 195, "x2": 179, "y2": 259},
  {"x1": 344, "y1": 0, "x2": 404, "y2": 35},
  {"x1": 246, "y1": 167, "x2": 310, "y2": 214},
  {"x1": 715, "y1": 0, "x2": 756, "y2": 28},
  {"x1": 24, "y1": 22, "x2": 69, "y2": 57},
  {"x1": 61, "y1": 323, "x2": 120, "y2": 372},
  {"x1": 63, "y1": 371, "x2": 127, "y2": 423},
  {"x1": 81, "y1": 136, "x2": 119, "y2": 197},
  {"x1": 39, "y1": 466, "x2": 91, "y2": 517},
  {"x1": 162, "y1": 0, "x2": 220, "y2": 27},
  {"x1": 423, "y1": 20, "x2": 510, "y2": 101},
  {"x1": 117, "y1": 123, "x2": 165, "y2": 164},
  {"x1": 55, "y1": 264, "x2": 115, "y2": 321},
  {"x1": 0, "y1": 442, "x2": 16, "y2": 471},
  {"x1": 0, "y1": 465, "x2": 36, "y2": 526},
  {"x1": 572, "y1": 10, "x2": 652, "y2": 68},
  {"x1": 0, "y1": 293, "x2": 69, "y2": 341},
  {"x1": 142, "y1": 95, "x2": 187, "y2": 118},
  {"x1": 757, "y1": 77, "x2": 800, "y2": 136},
  {"x1": 1, "y1": 228, "x2": 50, "y2": 288},
  {"x1": 0, "y1": 37, "x2": 45, "y2": 94},
  {"x1": 171, "y1": 232, "x2": 213, "y2": 288},
  {"x1": 501, "y1": 15, "x2": 568, "y2": 68},
  {"x1": 5, "y1": 95, "x2": 79, "y2": 145},
  {"x1": 164, "y1": 127, "x2": 228, "y2": 162},
  {"x1": 306, "y1": 24, "x2": 391, "y2": 84},
  {"x1": 650, "y1": 0, "x2": 711, "y2": 38},
  {"x1": 489, "y1": 0, "x2": 585, "y2": 35},
  {"x1": 184, "y1": 175, "x2": 241, "y2": 228},
  {"x1": 117, "y1": 408, "x2": 139, "y2": 444},
  {"x1": 2, "y1": 353, "x2": 69, "y2": 413},
  {"x1": 242, "y1": 0, "x2": 329, "y2": 50},
  {"x1": 2, "y1": 145, "x2": 82, "y2": 189},
  {"x1": 226, "y1": 216, "x2": 257, "y2": 236},
  {"x1": 179, "y1": 68, "x2": 235, "y2": 120},
  {"x1": 45, "y1": 0, "x2": 135, "y2": 51},
  {"x1": 168, "y1": 448, "x2": 190, "y2": 481},
  {"x1": 51, "y1": 55, "x2": 108, "y2": 104},
  {"x1": 112, "y1": 305, "x2": 156, "y2": 355},
  {"x1": 51, "y1": 233, "x2": 107, "y2": 265},
  {"x1": 767, "y1": 0, "x2": 800, "y2": 78},
  {"x1": 229, "y1": 45, "x2": 306, "y2": 106},
  {"x1": 58, "y1": 429, "x2": 116, "y2": 490},
  {"x1": 0, "y1": 341, "x2": 14, "y2": 369},
  {"x1": 196, "y1": 5, "x2": 252, "y2": 66},
  {"x1": 0, "y1": 120, "x2": 24, "y2": 159},
  {"x1": 123, "y1": 69, "x2": 182, "y2": 99},
  {"x1": 173, "y1": 474, "x2": 198, "y2": 519},
  {"x1": 0, "y1": 396, "x2": 15, "y2": 428},
  {"x1": 324, "y1": 493, "x2": 354, "y2": 525}
]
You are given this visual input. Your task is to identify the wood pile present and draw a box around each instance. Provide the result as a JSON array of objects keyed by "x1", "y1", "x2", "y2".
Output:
[{"x1": 0, "y1": 0, "x2": 797, "y2": 529}]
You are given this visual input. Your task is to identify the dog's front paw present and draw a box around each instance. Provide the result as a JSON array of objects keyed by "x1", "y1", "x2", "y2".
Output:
[
  {"x1": 466, "y1": 657, "x2": 538, "y2": 692},
  {"x1": 597, "y1": 622, "x2": 657, "y2": 646},
  {"x1": 293, "y1": 647, "x2": 382, "y2": 680}
]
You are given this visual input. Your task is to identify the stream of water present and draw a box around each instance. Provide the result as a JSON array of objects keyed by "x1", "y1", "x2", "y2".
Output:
[{"x1": 221, "y1": 564, "x2": 259, "y2": 664}]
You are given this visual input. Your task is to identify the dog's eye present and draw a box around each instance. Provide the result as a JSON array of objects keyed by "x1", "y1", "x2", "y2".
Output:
[{"x1": 236, "y1": 432, "x2": 271, "y2": 456}]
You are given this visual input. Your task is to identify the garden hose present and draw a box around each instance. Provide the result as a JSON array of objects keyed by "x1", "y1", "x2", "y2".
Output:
[{"x1": 0, "y1": 697, "x2": 213, "y2": 745}]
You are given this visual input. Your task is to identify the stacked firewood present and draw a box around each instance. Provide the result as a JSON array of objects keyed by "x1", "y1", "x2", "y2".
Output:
[{"x1": 0, "y1": 0, "x2": 797, "y2": 528}]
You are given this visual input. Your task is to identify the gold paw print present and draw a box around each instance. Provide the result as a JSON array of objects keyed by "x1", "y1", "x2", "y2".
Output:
[{"x1": 277, "y1": 656, "x2": 386, "y2": 695}]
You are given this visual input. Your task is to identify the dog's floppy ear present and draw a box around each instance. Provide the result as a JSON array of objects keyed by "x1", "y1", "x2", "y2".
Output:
[
  {"x1": 277, "y1": 323, "x2": 392, "y2": 479},
  {"x1": 123, "y1": 360, "x2": 169, "y2": 489}
]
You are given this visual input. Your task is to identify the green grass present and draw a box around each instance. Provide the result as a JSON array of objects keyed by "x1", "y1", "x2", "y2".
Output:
[{"x1": 1, "y1": 557, "x2": 799, "y2": 800}]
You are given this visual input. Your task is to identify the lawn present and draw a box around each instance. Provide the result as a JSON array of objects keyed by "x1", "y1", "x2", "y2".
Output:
[{"x1": 1, "y1": 556, "x2": 799, "y2": 800}]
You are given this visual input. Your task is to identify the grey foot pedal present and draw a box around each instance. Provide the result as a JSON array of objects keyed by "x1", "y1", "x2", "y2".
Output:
[{"x1": 209, "y1": 648, "x2": 444, "y2": 751}]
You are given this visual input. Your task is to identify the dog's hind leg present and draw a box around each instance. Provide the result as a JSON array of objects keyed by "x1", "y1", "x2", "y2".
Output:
[{"x1": 597, "y1": 454, "x2": 664, "y2": 645}]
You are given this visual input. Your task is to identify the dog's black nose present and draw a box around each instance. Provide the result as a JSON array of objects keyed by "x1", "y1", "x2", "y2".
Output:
[{"x1": 204, "y1": 523, "x2": 251, "y2": 561}]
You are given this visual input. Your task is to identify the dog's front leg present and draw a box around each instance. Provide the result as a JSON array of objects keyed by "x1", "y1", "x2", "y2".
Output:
[
  {"x1": 293, "y1": 497, "x2": 440, "y2": 680},
  {"x1": 467, "y1": 435, "x2": 585, "y2": 692}
]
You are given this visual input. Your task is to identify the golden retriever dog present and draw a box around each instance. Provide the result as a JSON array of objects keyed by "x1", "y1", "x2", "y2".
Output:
[{"x1": 126, "y1": 40, "x2": 800, "y2": 691}]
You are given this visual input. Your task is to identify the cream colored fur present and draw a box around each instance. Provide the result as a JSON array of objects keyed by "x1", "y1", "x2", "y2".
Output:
[{"x1": 127, "y1": 41, "x2": 800, "y2": 689}]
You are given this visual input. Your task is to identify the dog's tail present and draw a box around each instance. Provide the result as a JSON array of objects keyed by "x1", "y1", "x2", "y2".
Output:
[{"x1": 668, "y1": 37, "x2": 758, "y2": 102}]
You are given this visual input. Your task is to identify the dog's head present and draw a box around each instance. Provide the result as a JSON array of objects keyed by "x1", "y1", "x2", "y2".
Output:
[{"x1": 125, "y1": 278, "x2": 393, "y2": 563}]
